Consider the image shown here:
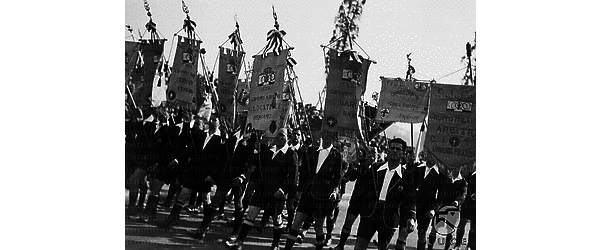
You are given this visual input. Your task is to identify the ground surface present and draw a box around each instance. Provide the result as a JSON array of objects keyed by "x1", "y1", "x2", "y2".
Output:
[{"x1": 125, "y1": 182, "x2": 471, "y2": 250}]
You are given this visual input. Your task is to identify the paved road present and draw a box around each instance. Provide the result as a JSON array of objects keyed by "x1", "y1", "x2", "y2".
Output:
[{"x1": 125, "y1": 182, "x2": 471, "y2": 250}]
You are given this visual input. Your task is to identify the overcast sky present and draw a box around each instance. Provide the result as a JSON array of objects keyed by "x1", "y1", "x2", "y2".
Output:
[{"x1": 125, "y1": 0, "x2": 475, "y2": 105}]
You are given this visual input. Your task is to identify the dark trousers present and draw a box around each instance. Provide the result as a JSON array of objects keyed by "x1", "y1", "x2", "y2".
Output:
[{"x1": 356, "y1": 201, "x2": 397, "y2": 250}]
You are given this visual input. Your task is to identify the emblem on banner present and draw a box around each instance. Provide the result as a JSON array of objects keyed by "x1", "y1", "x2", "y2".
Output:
[
  {"x1": 258, "y1": 67, "x2": 276, "y2": 86},
  {"x1": 433, "y1": 205, "x2": 461, "y2": 236},
  {"x1": 227, "y1": 60, "x2": 238, "y2": 74},
  {"x1": 380, "y1": 108, "x2": 390, "y2": 118},
  {"x1": 182, "y1": 49, "x2": 194, "y2": 64},
  {"x1": 414, "y1": 82, "x2": 429, "y2": 91},
  {"x1": 326, "y1": 117, "x2": 337, "y2": 127},
  {"x1": 168, "y1": 90, "x2": 177, "y2": 100},
  {"x1": 153, "y1": 54, "x2": 160, "y2": 63},
  {"x1": 447, "y1": 101, "x2": 473, "y2": 112},
  {"x1": 449, "y1": 137, "x2": 460, "y2": 147},
  {"x1": 342, "y1": 69, "x2": 361, "y2": 85}
]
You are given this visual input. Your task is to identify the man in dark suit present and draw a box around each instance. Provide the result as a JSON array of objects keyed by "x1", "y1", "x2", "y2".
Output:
[
  {"x1": 451, "y1": 164, "x2": 475, "y2": 250},
  {"x1": 126, "y1": 108, "x2": 172, "y2": 219},
  {"x1": 135, "y1": 109, "x2": 188, "y2": 222},
  {"x1": 284, "y1": 128, "x2": 304, "y2": 233},
  {"x1": 225, "y1": 128, "x2": 299, "y2": 250},
  {"x1": 156, "y1": 113, "x2": 227, "y2": 231},
  {"x1": 282, "y1": 137, "x2": 344, "y2": 250},
  {"x1": 394, "y1": 150, "x2": 446, "y2": 250},
  {"x1": 428, "y1": 165, "x2": 467, "y2": 250},
  {"x1": 186, "y1": 124, "x2": 255, "y2": 241},
  {"x1": 352, "y1": 138, "x2": 417, "y2": 250},
  {"x1": 332, "y1": 145, "x2": 374, "y2": 250}
]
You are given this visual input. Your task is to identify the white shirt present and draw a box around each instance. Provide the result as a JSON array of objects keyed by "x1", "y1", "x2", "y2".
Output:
[
  {"x1": 316, "y1": 145, "x2": 333, "y2": 173},
  {"x1": 233, "y1": 131, "x2": 244, "y2": 152},
  {"x1": 175, "y1": 123, "x2": 184, "y2": 136},
  {"x1": 423, "y1": 164, "x2": 439, "y2": 179},
  {"x1": 290, "y1": 143, "x2": 301, "y2": 151},
  {"x1": 203, "y1": 130, "x2": 220, "y2": 150},
  {"x1": 451, "y1": 173, "x2": 463, "y2": 183},
  {"x1": 377, "y1": 162, "x2": 404, "y2": 201},
  {"x1": 271, "y1": 144, "x2": 290, "y2": 159}
]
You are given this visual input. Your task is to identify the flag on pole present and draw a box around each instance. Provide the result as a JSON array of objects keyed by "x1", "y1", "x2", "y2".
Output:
[{"x1": 424, "y1": 83, "x2": 475, "y2": 169}]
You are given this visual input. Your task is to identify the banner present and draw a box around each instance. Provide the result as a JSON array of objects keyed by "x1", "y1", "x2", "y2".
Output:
[
  {"x1": 125, "y1": 41, "x2": 140, "y2": 84},
  {"x1": 322, "y1": 50, "x2": 370, "y2": 144},
  {"x1": 167, "y1": 36, "x2": 201, "y2": 109},
  {"x1": 376, "y1": 77, "x2": 430, "y2": 123},
  {"x1": 217, "y1": 47, "x2": 245, "y2": 129},
  {"x1": 247, "y1": 49, "x2": 290, "y2": 132},
  {"x1": 424, "y1": 84, "x2": 475, "y2": 169},
  {"x1": 131, "y1": 39, "x2": 166, "y2": 109},
  {"x1": 322, "y1": 50, "x2": 372, "y2": 163}
]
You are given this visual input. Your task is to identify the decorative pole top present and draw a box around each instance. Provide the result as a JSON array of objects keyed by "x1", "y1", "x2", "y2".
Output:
[
  {"x1": 272, "y1": 5, "x2": 279, "y2": 30},
  {"x1": 143, "y1": 0, "x2": 158, "y2": 40},
  {"x1": 181, "y1": 0, "x2": 196, "y2": 40}
]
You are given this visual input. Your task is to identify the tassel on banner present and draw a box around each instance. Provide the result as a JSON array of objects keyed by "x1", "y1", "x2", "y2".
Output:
[{"x1": 263, "y1": 5, "x2": 286, "y2": 56}]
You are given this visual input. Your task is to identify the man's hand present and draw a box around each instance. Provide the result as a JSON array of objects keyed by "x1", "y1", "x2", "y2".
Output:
[
  {"x1": 426, "y1": 209, "x2": 435, "y2": 219},
  {"x1": 232, "y1": 176, "x2": 244, "y2": 186},
  {"x1": 406, "y1": 218, "x2": 416, "y2": 233},
  {"x1": 329, "y1": 192, "x2": 338, "y2": 202},
  {"x1": 274, "y1": 188, "x2": 285, "y2": 199}
]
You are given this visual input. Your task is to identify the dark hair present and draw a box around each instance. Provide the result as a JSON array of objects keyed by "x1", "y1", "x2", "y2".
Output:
[{"x1": 388, "y1": 138, "x2": 407, "y2": 151}]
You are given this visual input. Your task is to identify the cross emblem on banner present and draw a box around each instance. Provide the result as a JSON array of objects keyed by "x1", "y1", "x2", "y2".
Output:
[
  {"x1": 380, "y1": 108, "x2": 390, "y2": 118},
  {"x1": 326, "y1": 117, "x2": 337, "y2": 127},
  {"x1": 449, "y1": 137, "x2": 460, "y2": 147}
]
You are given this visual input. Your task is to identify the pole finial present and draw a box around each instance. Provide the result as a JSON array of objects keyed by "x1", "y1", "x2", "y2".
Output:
[{"x1": 272, "y1": 5, "x2": 279, "y2": 30}]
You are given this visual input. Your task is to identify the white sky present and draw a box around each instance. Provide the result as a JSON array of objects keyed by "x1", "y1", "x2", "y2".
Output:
[{"x1": 125, "y1": 0, "x2": 476, "y2": 106}]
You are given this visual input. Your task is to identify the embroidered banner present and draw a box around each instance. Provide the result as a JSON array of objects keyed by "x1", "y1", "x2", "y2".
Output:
[
  {"x1": 130, "y1": 39, "x2": 166, "y2": 109},
  {"x1": 424, "y1": 84, "x2": 476, "y2": 169},
  {"x1": 322, "y1": 50, "x2": 372, "y2": 163},
  {"x1": 321, "y1": 50, "x2": 370, "y2": 144},
  {"x1": 217, "y1": 47, "x2": 245, "y2": 129},
  {"x1": 166, "y1": 36, "x2": 201, "y2": 109},
  {"x1": 247, "y1": 49, "x2": 290, "y2": 133},
  {"x1": 376, "y1": 77, "x2": 430, "y2": 123},
  {"x1": 125, "y1": 41, "x2": 140, "y2": 84}
]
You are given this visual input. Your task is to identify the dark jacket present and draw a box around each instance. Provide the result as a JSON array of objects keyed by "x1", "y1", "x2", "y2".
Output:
[
  {"x1": 247, "y1": 143, "x2": 299, "y2": 198},
  {"x1": 299, "y1": 146, "x2": 344, "y2": 200},
  {"x1": 350, "y1": 161, "x2": 417, "y2": 229},
  {"x1": 414, "y1": 163, "x2": 446, "y2": 213},
  {"x1": 461, "y1": 172, "x2": 476, "y2": 214},
  {"x1": 180, "y1": 130, "x2": 227, "y2": 178},
  {"x1": 217, "y1": 131, "x2": 254, "y2": 184},
  {"x1": 439, "y1": 175, "x2": 468, "y2": 208}
]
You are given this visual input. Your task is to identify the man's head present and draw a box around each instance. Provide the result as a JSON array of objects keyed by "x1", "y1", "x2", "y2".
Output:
[
  {"x1": 208, "y1": 113, "x2": 220, "y2": 131},
  {"x1": 422, "y1": 150, "x2": 437, "y2": 167},
  {"x1": 273, "y1": 128, "x2": 289, "y2": 148},
  {"x1": 387, "y1": 138, "x2": 407, "y2": 162},
  {"x1": 291, "y1": 128, "x2": 302, "y2": 145}
]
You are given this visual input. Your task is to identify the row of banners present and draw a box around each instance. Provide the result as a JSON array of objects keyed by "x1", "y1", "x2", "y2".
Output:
[
  {"x1": 125, "y1": 39, "x2": 475, "y2": 169},
  {"x1": 375, "y1": 77, "x2": 475, "y2": 168}
]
